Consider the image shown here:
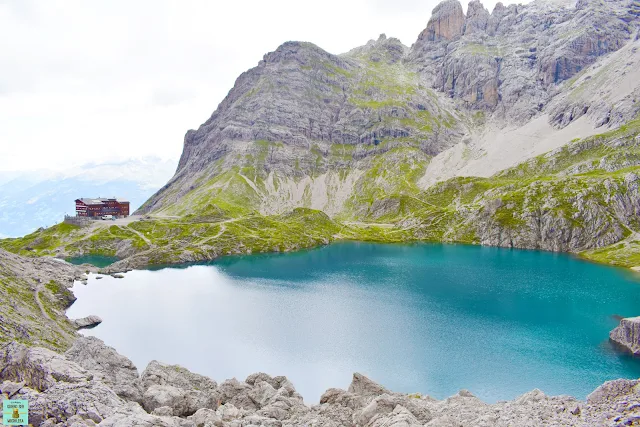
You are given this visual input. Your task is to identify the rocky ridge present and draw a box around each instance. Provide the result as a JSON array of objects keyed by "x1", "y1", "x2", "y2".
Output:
[
  {"x1": 2, "y1": 336, "x2": 640, "y2": 426},
  {"x1": 138, "y1": 0, "x2": 640, "y2": 219}
]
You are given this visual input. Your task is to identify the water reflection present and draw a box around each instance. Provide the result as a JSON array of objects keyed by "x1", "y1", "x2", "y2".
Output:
[{"x1": 67, "y1": 242, "x2": 640, "y2": 403}]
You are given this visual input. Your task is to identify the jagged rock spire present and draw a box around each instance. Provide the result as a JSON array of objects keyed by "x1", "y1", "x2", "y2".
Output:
[
  {"x1": 465, "y1": 0, "x2": 490, "y2": 34},
  {"x1": 419, "y1": 0, "x2": 466, "y2": 42}
]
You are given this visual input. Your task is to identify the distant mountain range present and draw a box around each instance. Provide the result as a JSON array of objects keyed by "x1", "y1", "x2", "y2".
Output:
[{"x1": 0, "y1": 158, "x2": 176, "y2": 238}]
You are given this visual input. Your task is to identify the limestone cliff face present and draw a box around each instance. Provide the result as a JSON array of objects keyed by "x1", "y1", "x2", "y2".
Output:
[
  {"x1": 171, "y1": 0, "x2": 639, "y2": 183},
  {"x1": 546, "y1": 29, "x2": 640, "y2": 129},
  {"x1": 418, "y1": 0, "x2": 466, "y2": 42},
  {"x1": 408, "y1": 0, "x2": 637, "y2": 123},
  {"x1": 471, "y1": 173, "x2": 639, "y2": 252}
]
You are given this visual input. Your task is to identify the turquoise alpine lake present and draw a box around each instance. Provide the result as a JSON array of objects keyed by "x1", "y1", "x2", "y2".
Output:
[{"x1": 67, "y1": 242, "x2": 640, "y2": 403}]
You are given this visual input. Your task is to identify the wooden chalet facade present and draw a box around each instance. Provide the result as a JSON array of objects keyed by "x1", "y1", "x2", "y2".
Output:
[{"x1": 75, "y1": 198, "x2": 130, "y2": 218}]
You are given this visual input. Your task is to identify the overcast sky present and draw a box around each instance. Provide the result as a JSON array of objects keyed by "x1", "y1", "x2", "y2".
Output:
[{"x1": 0, "y1": 0, "x2": 525, "y2": 173}]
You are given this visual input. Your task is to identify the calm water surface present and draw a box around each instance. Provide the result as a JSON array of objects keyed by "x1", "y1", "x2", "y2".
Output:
[{"x1": 67, "y1": 242, "x2": 640, "y2": 403}]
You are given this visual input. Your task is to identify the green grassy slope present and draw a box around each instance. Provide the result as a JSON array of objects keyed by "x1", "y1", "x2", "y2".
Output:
[{"x1": 2, "y1": 116, "x2": 639, "y2": 270}]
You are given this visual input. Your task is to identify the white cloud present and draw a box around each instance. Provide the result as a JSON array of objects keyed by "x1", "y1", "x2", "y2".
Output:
[{"x1": 0, "y1": 0, "x2": 527, "y2": 173}]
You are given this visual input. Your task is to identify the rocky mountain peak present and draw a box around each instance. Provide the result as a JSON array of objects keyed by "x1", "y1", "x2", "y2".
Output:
[
  {"x1": 465, "y1": 0, "x2": 491, "y2": 34},
  {"x1": 259, "y1": 41, "x2": 331, "y2": 67},
  {"x1": 142, "y1": 0, "x2": 639, "y2": 218},
  {"x1": 419, "y1": 0, "x2": 466, "y2": 42},
  {"x1": 344, "y1": 33, "x2": 407, "y2": 63},
  {"x1": 492, "y1": 1, "x2": 506, "y2": 12}
]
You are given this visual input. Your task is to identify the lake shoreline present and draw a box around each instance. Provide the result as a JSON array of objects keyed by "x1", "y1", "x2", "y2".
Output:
[
  {"x1": 3, "y1": 335, "x2": 640, "y2": 426},
  {"x1": 4, "y1": 246, "x2": 640, "y2": 425},
  {"x1": 73, "y1": 238, "x2": 640, "y2": 279},
  {"x1": 67, "y1": 242, "x2": 640, "y2": 403}
]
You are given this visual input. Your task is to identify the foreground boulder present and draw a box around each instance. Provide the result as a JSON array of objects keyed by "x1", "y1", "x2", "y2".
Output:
[
  {"x1": 584, "y1": 379, "x2": 640, "y2": 426},
  {"x1": 95, "y1": 401, "x2": 195, "y2": 427},
  {"x1": 215, "y1": 373, "x2": 308, "y2": 420},
  {"x1": 354, "y1": 393, "x2": 432, "y2": 426},
  {"x1": 21, "y1": 381, "x2": 125, "y2": 426},
  {"x1": 2, "y1": 340, "x2": 640, "y2": 426},
  {"x1": 610, "y1": 316, "x2": 640, "y2": 355},
  {"x1": 70, "y1": 315, "x2": 102, "y2": 330},
  {"x1": 65, "y1": 336, "x2": 142, "y2": 402},
  {"x1": 0, "y1": 342, "x2": 90, "y2": 391},
  {"x1": 140, "y1": 360, "x2": 219, "y2": 416},
  {"x1": 348, "y1": 372, "x2": 390, "y2": 398}
]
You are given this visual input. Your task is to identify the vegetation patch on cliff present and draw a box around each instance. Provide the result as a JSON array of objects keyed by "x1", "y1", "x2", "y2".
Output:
[{"x1": 0, "y1": 250, "x2": 83, "y2": 351}]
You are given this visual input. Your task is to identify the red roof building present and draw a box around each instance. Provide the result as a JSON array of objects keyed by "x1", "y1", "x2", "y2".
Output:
[{"x1": 75, "y1": 198, "x2": 130, "y2": 218}]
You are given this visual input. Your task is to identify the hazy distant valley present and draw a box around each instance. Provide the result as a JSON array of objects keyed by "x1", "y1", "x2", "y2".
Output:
[{"x1": 0, "y1": 158, "x2": 175, "y2": 238}]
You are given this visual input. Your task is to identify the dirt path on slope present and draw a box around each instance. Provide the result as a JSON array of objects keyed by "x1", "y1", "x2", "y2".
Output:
[
  {"x1": 33, "y1": 284, "x2": 51, "y2": 320},
  {"x1": 196, "y1": 218, "x2": 242, "y2": 245}
]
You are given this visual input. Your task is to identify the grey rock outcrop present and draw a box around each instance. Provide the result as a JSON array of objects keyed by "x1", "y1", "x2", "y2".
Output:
[
  {"x1": 65, "y1": 336, "x2": 143, "y2": 402},
  {"x1": 187, "y1": 407, "x2": 222, "y2": 426},
  {"x1": 547, "y1": 36, "x2": 640, "y2": 130},
  {"x1": 2, "y1": 339, "x2": 640, "y2": 426},
  {"x1": 141, "y1": 361, "x2": 218, "y2": 394},
  {"x1": 0, "y1": 342, "x2": 90, "y2": 391},
  {"x1": 464, "y1": 0, "x2": 490, "y2": 35},
  {"x1": 0, "y1": 249, "x2": 92, "y2": 288},
  {"x1": 610, "y1": 316, "x2": 640, "y2": 355},
  {"x1": 23, "y1": 380, "x2": 125, "y2": 426},
  {"x1": 215, "y1": 373, "x2": 307, "y2": 421},
  {"x1": 97, "y1": 401, "x2": 195, "y2": 427},
  {"x1": 141, "y1": 360, "x2": 219, "y2": 416},
  {"x1": 70, "y1": 315, "x2": 102, "y2": 330},
  {"x1": 348, "y1": 372, "x2": 390, "y2": 397},
  {"x1": 354, "y1": 393, "x2": 433, "y2": 426},
  {"x1": 142, "y1": 385, "x2": 196, "y2": 417}
]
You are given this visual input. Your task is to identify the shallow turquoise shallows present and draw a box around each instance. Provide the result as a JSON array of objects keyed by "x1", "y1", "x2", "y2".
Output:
[{"x1": 67, "y1": 242, "x2": 640, "y2": 403}]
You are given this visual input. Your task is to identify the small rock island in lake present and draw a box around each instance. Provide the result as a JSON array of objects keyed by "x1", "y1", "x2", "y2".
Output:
[
  {"x1": 610, "y1": 317, "x2": 640, "y2": 356},
  {"x1": 71, "y1": 315, "x2": 102, "y2": 330}
]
